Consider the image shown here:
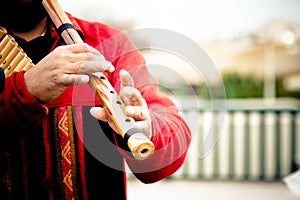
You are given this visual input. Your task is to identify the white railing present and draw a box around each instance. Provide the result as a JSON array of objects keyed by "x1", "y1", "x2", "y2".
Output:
[{"x1": 171, "y1": 98, "x2": 300, "y2": 181}]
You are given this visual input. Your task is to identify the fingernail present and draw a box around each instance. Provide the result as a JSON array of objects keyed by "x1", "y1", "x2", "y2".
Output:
[
  {"x1": 125, "y1": 106, "x2": 134, "y2": 115},
  {"x1": 122, "y1": 86, "x2": 136, "y2": 94},
  {"x1": 90, "y1": 107, "x2": 96, "y2": 116},
  {"x1": 119, "y1": 69, "x2": 127, "y2": 75},
  {"x1": 92, "y1": 72, "x2": 102, "y2": 78},
  {"x1": 80, "y1": 74, "x2": 90, "y2": 83},
  {"x1": 102, "y1": 60, "x2": 115, "y2": 72},
  {"x1": 108, "y1": 63, "x2": 115, "y2": 72},
  {"x1": 90, "y1": 107, "x2": 100, "y2": 116}
]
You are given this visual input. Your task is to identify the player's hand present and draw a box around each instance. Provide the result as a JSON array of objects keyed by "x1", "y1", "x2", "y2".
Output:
[
  {"x1": 90, "y1": 69, "x2": 152, "y2": 139},
  {"x1": 24, "y1": 43, "x2": 114, "y2": 102}
]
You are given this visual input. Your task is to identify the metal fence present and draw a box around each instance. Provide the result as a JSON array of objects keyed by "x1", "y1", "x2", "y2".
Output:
[{"x1": 171, "y1": 98, "x2": 300, "y2": 181}]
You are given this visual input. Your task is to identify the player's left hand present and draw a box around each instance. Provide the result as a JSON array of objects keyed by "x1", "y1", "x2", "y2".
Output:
[{"x1": 90, "y1": 69, "x2": 152, "y2": 139}]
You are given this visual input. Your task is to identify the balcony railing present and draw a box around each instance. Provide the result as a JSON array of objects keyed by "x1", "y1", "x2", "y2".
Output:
[{"x1": 171, "y1": 98, "x2": 300, "y2": 181}]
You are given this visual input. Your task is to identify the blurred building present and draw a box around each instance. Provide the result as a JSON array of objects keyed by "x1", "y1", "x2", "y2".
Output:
[{"x1": 202, "y1": 19, "x2": 300, "y2": 93}]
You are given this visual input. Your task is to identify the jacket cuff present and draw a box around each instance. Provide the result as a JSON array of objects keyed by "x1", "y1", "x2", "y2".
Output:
[{"x1": 14, "y1": 71, "x2": 48, "y2": 116}]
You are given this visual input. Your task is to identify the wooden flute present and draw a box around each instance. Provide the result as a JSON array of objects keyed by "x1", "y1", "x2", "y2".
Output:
[{"x1": 41, "y1": 0, "x2": 154, "y2": 160}]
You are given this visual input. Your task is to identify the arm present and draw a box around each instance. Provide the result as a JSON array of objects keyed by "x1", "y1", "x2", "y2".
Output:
[
  {"x1": 0, "y1": 71, "x2": 47, "y2": 130},
  {"x1": 102, "y1": 34, "x2": 191, "y2": 183},
  {"x1": 127, "y1": 83, "x2": 191, "y2": 183},
  {"x1": 0, "y1": 43, "x2": 115, "y2": 132}
]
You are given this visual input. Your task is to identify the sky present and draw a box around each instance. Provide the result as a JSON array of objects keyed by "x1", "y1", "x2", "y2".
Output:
[{"x1": 60, "y1": 0, "x2": 300, "y2": 41}]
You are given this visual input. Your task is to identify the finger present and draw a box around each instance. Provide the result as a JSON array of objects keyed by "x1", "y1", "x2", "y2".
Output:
[
  {"x1": 128, "y1": 89, "x2": 143, "y2": 106},
  {"x1": 65, "y1": 43, "x2": 101, "y2": 55},
  {"x1": 90, "y1": 107, "x2": 119, "y2": 133},
  {"x1": 125, "y1": 105, "x2": 149, "y2": 120},
  {"x1": 63, "y1": 51, "x2": 102, "y2": 63},
  {"x1": 64, "y1": 53, "x2": 114, "y2": 74},
  {"x1": 77, "y1": 60, "x2": 114, "y2": 74},
  {"x1": 90, "y1": 107, "x2": 109, "y2": 122},
  {"x1": 119, "y1": 69, "x2": 134, "y2": 89},
  {"x1": 120, "y1": 86, "x2": 146, "y2": 106},
  {"x1": 61, "y1": 44, "x2": 115, "y2": 73},
  {"x1": 60, "y1": 74, "x2": 90, "y2": 85},
  {"x1": 120, "y1": 86, "x2": 141, "y2": 106},
  {"x1": 135, "y1": 120, "x2": 152, "y2": 139},
  {"x1": 71, "y1": 44, "x2": 115, "y2": 72}
]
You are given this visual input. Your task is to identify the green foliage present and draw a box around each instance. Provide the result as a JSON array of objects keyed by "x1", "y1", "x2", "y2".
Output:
[
  {"x1": 198, "y1": 83, "x2": 211, "y2": 99},
  {"x1": 222, "y1": 72, "x2": 264, "y2": 98},
  {"x1": 198, "y1": 72, "x2": 299, "y2": 99},
  {"x1": 276, "y1": 78, "x2": 300, "y2": 99},
  {"x1": 157, "y1": 71, "x2": 299, "y2": 99}
]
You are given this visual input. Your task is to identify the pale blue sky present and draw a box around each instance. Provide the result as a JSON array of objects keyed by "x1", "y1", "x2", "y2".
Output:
[{"x1": 60, "y1": 0, "x2": 300, "y2": 41}]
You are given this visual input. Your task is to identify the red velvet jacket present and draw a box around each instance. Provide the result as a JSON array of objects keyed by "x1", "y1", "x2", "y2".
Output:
[{"x1": 0, "y1": 14, "x2": 191, "y2": 200}]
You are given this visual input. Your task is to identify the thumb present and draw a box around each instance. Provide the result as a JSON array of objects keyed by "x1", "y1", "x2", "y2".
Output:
[
  {"x1": 90, "y1": 107, "x2": 109, "y2": 122},
  {"x1": 119, "y1": 69, "x2": 134, "y2": 91}
]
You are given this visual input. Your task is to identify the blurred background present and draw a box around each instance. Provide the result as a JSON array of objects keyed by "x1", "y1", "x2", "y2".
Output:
[{"x1": 60, "y1": 0, "x2": 300, "y2": 199}]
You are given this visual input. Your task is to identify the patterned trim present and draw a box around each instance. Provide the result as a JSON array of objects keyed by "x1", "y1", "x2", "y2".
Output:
[
  {"x1": 52, "y1": 108, "x2": 66, "y2": 200},
  {"x1": 73, "y1": 106, "x2": 88, "y2": 200},
  {"x1": 57, "y1": 106, "x2": 73, "y2": 198},
  {"x1": 67, "y1": 106, "x2": 80, "y2": 200},
  {"x1": 42, "y1": 106, "x2": 87, "y2": 200}
]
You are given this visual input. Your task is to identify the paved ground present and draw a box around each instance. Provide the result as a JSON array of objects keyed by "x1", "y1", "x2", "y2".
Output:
[{"x1": 127, "y1": 180, "x2": 299, "y2": 200}]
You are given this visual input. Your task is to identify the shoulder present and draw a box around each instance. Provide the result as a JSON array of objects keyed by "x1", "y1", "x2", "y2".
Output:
[
  {"x1": 66, "y1": 13, "x2": 137, "y2": 63},
  {"x1": 67, "y1": 13, "x2": 126, "y2": 45}
]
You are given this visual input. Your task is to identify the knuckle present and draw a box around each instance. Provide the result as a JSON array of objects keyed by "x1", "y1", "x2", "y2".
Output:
[
  {"x1": 64, "y1": 76, "x2": 74, "y2": 85},
  {"x1": 82, "y1": 43, "x2": 89, "y2": 48},
  {"x1": 83, "y1": 52, "x2": 90, "y2": 60},
  {"x1": 59, "y1": 52, "x2": 68, "y2": 60},
  {"x1": 51, "y1": 74, "x2": 59, "y2": 83},
  {"x1": 78, "y1": 62, "x2": 86, "y2": 72},
  {"x1": 81, "y1": 43, "x2": 91, "y2": 51},
  {"x1": 55, "y1": 45, "x2": 65, "y2": 52}
]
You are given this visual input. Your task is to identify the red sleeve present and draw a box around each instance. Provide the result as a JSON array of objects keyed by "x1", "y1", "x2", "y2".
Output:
[
  {"x1": 0, "y1": 71, "x2": 47, "y2": 131},
  {"x1": 105, "y1": 33, "x2": 191, "y2": 183},
  {"x1": 127, "y1": 83, "x2": 191, "y2": 183}
]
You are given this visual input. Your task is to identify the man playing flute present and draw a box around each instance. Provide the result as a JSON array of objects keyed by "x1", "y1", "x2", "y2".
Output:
[{"x1": 0, "y1": 0, "x2": 191, "y2": 199}]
